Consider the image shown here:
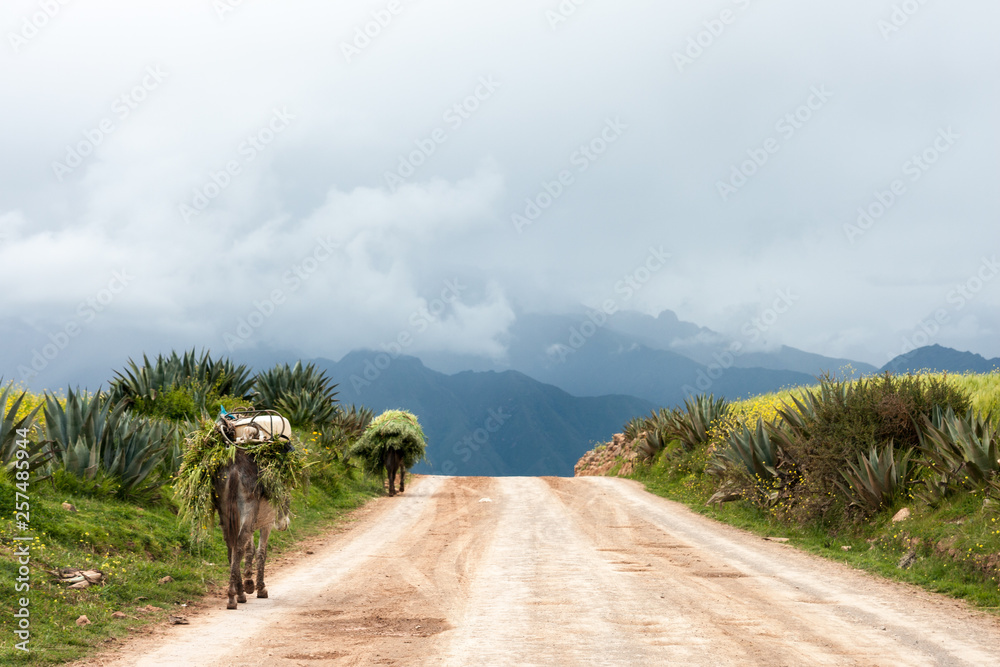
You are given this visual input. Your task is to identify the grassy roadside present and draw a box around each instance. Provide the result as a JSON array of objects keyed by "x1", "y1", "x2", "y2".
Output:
[
  {"x1": 628, "y1": 442, "x2": 1000, "y2": 611},
  {"x1": 0, "y1": 463, "x2": 382, "y2": 665}
]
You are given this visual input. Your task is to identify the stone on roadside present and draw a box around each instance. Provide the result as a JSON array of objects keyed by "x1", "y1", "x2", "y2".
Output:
[
  {"x1": 891, "y1": 507, "x2": 911, "y2": 523},
  {"x1": 76, "y1": 615, "x2": 91, "y2": 626}
]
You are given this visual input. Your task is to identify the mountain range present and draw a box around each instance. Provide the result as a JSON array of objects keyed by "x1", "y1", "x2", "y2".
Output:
[
  {"x1": 8, "y1": 305, "x2": 998, "y2": 477},
  {"x1": 315, "y1": 352, "x2": 654, "y2": 477},
  {"x1": 880, "y1": 344, "x2": 1000, "y2": 374},
  {"x1": 310, "y1": 312, "x2": 998, "y2": 477}
]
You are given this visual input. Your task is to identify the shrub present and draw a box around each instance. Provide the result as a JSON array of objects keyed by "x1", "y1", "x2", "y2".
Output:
[{"x1": 769, "y1": 373, "x2": 967, "y2": 523}]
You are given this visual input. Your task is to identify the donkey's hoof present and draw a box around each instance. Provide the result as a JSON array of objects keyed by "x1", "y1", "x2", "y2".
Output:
[
  {"x1": 227, "y1": 601, "x2": 238, "y2": 610},
  {"x1": 237, "y1": 593, "x2": 247, "y2": 603},
  {"x1": 244, "y1": 579, "x2": 255, "y2": 594},
  {"x1": 257, "y1": 588, "x2": 268, "y2": 599}
]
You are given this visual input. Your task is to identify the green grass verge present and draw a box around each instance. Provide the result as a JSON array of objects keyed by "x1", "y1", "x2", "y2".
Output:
[
  {"x1": 629, "y1": 448, "x2": 1000, "y2": 612},
  {"x1": 0, "y1": 463, "x2": 381, "y2": 665}
]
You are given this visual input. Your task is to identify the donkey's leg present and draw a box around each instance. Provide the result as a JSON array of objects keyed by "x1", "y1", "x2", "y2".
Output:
[
  {"x1": 235, "y1": 517, "x2": 254, "y2": 604},
  {"x1": 219, "y1": 491, "x2": 241, "y2": 610},
  {"x1": 227, "y1": 533, "x2": 243, "y2": 609},
  {"x1": 399, "y1": 467, "x2": 405, "y2": 493},
  {"x1": 242, "y1": 533, "x2": 256, "y2": 594},
  {"x1": 255, "y1": 525, "x2": 271, "y2": 598}
]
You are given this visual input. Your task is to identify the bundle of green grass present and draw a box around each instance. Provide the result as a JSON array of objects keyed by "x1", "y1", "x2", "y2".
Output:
[
  {"x1": 173, "y1": 418, "x2": 306, "y2": 538},
  {"x1": 347, "y1": 409, "x2": 427, "y2": 476}
]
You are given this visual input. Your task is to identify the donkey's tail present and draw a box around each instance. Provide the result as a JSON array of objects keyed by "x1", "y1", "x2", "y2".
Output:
[{"x1": 224, "y1": 470, "x2": 241, "y2": 544}]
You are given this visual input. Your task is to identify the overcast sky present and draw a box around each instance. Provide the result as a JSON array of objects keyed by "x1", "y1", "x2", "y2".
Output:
[{"x1": 2, "y1": 0, "x2": 998, "y2": 388}]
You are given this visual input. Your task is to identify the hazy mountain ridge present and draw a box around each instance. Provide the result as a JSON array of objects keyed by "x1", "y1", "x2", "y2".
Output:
[
  {"x1": 882, "y1": 344, "x2": 1000, "y2": 374},
  {"x1": 313, "y1": 352, "x2": 656, "y2": 477},
  {"x1": 416, "y1": 309, "x2": 870, "y2": 406}
]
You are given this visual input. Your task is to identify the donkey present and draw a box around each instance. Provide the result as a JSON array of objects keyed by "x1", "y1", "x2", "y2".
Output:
[
  {"x1": 385, "y1": 447, "x2": 405, "y2": 496},
  {"x1": 212, "y1": 450, "x2": 289, "y2": 609}
]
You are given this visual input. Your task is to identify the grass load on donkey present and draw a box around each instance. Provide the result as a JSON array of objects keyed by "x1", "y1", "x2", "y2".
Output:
[
  {"x1": 348, "y1": 409, "x2": 427, "y2": 496},
  {"x1": 174, "y1": 408, "x2": 307, "y2": 608},
  {"x1": 174, "y1": 409, "x2": 306, "y2": 535}
]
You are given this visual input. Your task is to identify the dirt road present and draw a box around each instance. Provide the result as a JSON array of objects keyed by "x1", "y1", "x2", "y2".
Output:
[{"x1": 80, "y1": 476, "x2": 1000, "y2": 666}]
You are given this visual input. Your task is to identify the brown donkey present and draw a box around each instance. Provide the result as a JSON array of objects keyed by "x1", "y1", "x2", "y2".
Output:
[
  {"x1": 384, "y1": 447, "x2": 405, "y2": 496},
  {"x1": 212, "y1": 449, "x2": 290, "y2": 609}
]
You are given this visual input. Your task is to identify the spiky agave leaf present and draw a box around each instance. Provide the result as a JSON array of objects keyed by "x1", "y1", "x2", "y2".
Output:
[
  {"x1": 836, "y1": 443, "x2": 914, "y2": 513},
  {"x1": 636, "y1": 427, "x2": 671, "y2": 461},
  {"x1": 42, "y1": 389, "x2": 175, "y2": 498},
  {"x1": 252, "y1": 362, "x2": 339, "y2": 427},
  {"x1": 1, "y1": 381, "x2": 47, "y2": 473},
  {"x1": 332, "y1": 404, "x2": 374, "y2": 441},
  {"x1": 919, "y1": 406, "x2": 1000, "y2": 489},
  {"x1": 713, "y1": 419, "x2": 784, "y2": 498},
  {"x1": 665, "y1": 395, "x2": 729, "y2": 451},
  {"x1": 109, "y1": 349, "x2": 254, "y2": 415}
]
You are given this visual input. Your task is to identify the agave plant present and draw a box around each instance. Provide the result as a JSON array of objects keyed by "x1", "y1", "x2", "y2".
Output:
[
  {"x1": 837, "y1": 443, "x2": 914, "y2": 513},
  {"x1": 918, "y1": 406, "x2": 1000, "y2": 489},
  {"x1": 331, "y1": 404, "x2": 374, "y2": 441},
  {"x1": 665, "y1": 395, "x2": 729, "y2": 451},
  {"x1": 776, "y1": 380, "x2": 854, "y2": 441},
  {"x1": 42, "y1": 389, "x2": 175, "y2": 498},
  {"x1": 623, "y1": 415, "x2": 647, "y2": 443},
  {"x1": 1, "y1": 381, "x2": 47, "y2": 473},
  {"x1": 109, "y1": 349, "x2": 254, "y2": 417},
  {"x1": 713, "y1": 419, "x2": 788, "y2": 503},
  {"x1": 43, "y1": 389, "x2": 123, "y2": 465},
  {"x1": 635, "y1": 427, "x2": 671, "y2": 461},
  {"x1": 252, "y1": 362, "x2": 339, "y2": 427}
]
